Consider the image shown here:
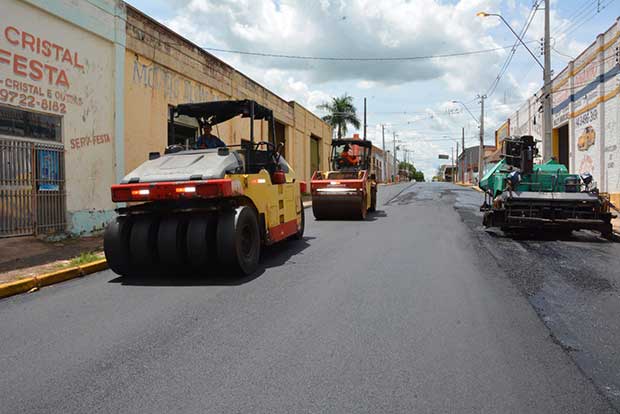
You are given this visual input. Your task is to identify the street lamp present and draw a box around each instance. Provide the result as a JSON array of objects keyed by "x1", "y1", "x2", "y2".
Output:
[
  {"x1": 451, "y1": 100, "x2": 479, "y2": 125},
  {"x1": 476, "y1": 12, "x2": 543, "y2": 70},
  {"x1": 478, "y1": 8, "x2": 552, "y2": 162}
]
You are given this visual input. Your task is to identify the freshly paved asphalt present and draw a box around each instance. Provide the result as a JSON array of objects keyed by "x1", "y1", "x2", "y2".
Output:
[
  {"x1": 0, "y1": 182, "x2": 615, "y2": 413},
  {"x1": 454, "y1": 182, "x2": 620, "y2": 411}
]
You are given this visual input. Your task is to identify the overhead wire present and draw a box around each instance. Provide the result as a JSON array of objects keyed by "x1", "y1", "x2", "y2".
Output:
[
  {"x1": 553, "y1": 0, "x2": 599, "y2": 35},
  {"x1": 486, "y1": 0, "x2": 541, "y2": 98},
  {"x1": 201, "y1": 42, "x2": 540, "y2": 62},
  {"x1": 554, "y1": 0, "x2": 616, "y2": 40},
  {"x1": 552, "y1": 46, "x2": 575, "y2": 61}
]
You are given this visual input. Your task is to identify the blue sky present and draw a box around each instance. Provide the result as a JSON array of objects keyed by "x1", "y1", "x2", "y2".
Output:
[{"x1": 126, "y1": 0, "x2": 618, "y2": 178}]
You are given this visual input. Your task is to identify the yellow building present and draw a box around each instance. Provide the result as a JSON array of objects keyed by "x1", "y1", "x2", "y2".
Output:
[{"x1": 123, "y1": 6, "x2": 332, "y2": 184}]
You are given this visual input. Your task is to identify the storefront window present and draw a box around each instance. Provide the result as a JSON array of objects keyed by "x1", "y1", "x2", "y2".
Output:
[{"x1": 0, "y1": 105, "x2": 61, "y2": 141}]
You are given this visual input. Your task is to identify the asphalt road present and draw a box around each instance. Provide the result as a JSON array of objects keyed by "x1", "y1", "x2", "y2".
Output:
[
  {"x1": 454, "y1": 182, "x2": 620, "y2": 410},
  {"x1": 0, "y1": 182, "x2": 615, "y2": 413}
]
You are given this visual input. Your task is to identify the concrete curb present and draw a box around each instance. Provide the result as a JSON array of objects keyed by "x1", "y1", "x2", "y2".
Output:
[
  {"x1": 0, "y1": 259, "x2": 108, "y2": 300},
  {"x1": 455, "y1": 182, "x2": 483, "y2": 193},
  {"x1": 1, "y1": 201, "x2": 311, "y2": 301}
]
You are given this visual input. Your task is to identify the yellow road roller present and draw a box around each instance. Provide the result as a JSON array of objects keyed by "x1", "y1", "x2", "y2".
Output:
[
  {"x1": 104, "y1": 100, "x2": 304, "y2": 276},
  {"x1": 310, "y1": 139, "x2": 377, "y2": 220}
]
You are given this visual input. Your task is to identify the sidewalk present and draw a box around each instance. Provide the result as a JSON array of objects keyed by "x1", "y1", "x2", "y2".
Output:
[
  {"x1": 455, "y1": 181, "x2": 483, "y2": 192},
  {"x1": 1, "y1": 200, "x2": 314, "y2": 288},
  {"x1": 0, "y1": 235, "x2": 103, "y2": 284}
]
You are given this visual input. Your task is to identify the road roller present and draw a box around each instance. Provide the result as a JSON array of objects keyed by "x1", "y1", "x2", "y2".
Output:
[
  {"x1": 310, "y1": 139, "x2": 377, "y2": 220},
  {"x1": 104, "y1": 100, "x2": 304, "y2": 277}
]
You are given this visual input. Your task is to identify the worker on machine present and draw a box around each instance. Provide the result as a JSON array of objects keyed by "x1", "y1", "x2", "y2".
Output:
[
  {"x1": 196, "y1": 124, "x2": 226, "y2": 149},
  {"x1": 340, "y1": 144, "x2": 359, "y2": 167}
]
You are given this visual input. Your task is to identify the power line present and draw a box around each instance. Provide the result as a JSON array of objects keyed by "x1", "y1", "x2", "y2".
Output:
[
  {"x1": 552, "y1": 46, "x2": 574, "y2": 61},
  {"x1": 554, "y1": 0, "x2": 616, "y2": 39},
  {"x1": 486, "y1": 0, "x2": 541, "y2": 98},
  {"x1": 553, "y1": 0, "x2": 599, "y2": 35},
  {"x1": 202, "y1": 42, "x2": 539, "y2": 62},
  {"x1": 494, "y1": 2, "x2": 617, "y2": 108}
]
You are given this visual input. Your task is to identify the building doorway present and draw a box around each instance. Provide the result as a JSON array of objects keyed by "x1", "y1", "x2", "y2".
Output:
[
  {"x1": 269, "y1": 120, "x2": 286, "y2": 148},
  {"x1": 0, "y1": 106, "x2": 66, "y2": 237},
  {"x1": 558, "y1": 124, "x2": 569, "y2": 169},
  {"x1": 310, "y1": 135, "x2": 320, "y2": 175}
]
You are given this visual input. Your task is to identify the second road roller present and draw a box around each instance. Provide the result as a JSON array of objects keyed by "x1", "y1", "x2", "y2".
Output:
[{"x1": 310, "y1": 138, "x2": 377, "y2": 220}]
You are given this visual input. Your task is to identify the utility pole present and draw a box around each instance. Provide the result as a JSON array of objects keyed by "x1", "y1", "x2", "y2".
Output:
[
  {"x1": 461, "y1": 127, "x2": 465, "y2": 183},
  {"x1": 451, "y1": 145, "x2": 455, "y2": 183},
  {"x1": 381, "y1": 124, "x2": 386, "y2": 182},
  {"x1": 393, "y1": 132, "x2": 398, "y2": 182},
  {"x1": 477, "y1": 94, "x2": 486, "y2": 183},
  {"x1": 363, "y1": 97, "x2": 367, "y2": 141},
  {"x1": 406, "y1": 149, "x2": 411, "y2": 180},
  {"x1": 543, "y1": 0, "x2": 552, "y2": 161},
  {"x1": 456, "y1": 142, "x2": 459, "y2": 183}
]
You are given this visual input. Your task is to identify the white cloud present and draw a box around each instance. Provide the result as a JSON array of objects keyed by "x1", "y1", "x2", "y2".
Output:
[
  {"x1": 165, "y1": 0, "x2": 505, "y2": 87},
  {"x1": 149, "y1": 0, "x2": 599, "y2": 178}
]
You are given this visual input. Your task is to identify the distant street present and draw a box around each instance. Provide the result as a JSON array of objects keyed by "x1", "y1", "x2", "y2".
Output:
[{"x1": 0, "y1": 183, "x2": 617, "y2": 413}]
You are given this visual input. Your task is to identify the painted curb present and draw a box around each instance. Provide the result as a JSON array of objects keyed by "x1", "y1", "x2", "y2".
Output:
[
  {"x1": 455, "y1": 182, "x2": 484, "y2": 193},
  {"x1": 0, "y1": 278, "x2": 38, "y2": 299},
  {"x1": 0, "y1": 258, "x2": 108, "y2": 300},
  {"x1": 36, "y1": 267, "x2": 82, "y2": 287},
  {"x1": 1, "y1": 201, "x2": 309, "y2": 301}
]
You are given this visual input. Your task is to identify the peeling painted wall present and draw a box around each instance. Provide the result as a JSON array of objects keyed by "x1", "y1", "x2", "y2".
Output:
[
  {"x1": 123, "y1": 6, "x2": 331, "y2": 184},
  {"x1": 1, "y1": 0, "x2": 125, "y2": 235}
]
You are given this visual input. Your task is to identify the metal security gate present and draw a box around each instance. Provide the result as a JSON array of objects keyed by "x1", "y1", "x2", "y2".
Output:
[{"x1": 0, "y1": 138, "x2": 66, "y2": 237}]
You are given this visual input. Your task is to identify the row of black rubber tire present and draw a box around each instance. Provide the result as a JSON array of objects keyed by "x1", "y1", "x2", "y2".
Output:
[{"x1": 103, "y1": 206, "x2": 262, "y2": 277}]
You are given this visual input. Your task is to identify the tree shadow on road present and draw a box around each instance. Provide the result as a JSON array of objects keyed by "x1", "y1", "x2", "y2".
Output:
[{"x1": 107, "y1": 237, "x2": 314, "y2": 287}]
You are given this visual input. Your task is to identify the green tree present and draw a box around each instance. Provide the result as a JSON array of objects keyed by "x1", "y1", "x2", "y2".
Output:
[
  {"x1": 398, "y1": 161, "x2": 424, "y2": 181},
  {"x1": 317, "y1": 94, "x2": 361, "y2": 139}
]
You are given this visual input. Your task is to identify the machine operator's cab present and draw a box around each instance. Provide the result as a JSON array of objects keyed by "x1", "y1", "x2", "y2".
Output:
[{"x1": 331, "y1": 140, "x2": 371, "y2": 171}]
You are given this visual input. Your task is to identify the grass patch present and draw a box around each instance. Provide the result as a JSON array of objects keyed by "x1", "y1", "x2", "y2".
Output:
[{"x1": 63, "y1": 251, "x2": 103, "y2": 268}]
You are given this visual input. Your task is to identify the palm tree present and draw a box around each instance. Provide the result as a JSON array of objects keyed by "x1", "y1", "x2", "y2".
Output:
[{"x1": 317, "y1": 94, "x2": 361, "y2": 139}]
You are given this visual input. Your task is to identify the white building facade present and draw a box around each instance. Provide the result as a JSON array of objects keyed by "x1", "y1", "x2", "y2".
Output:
[
  {"x1": 499, "y1": 17, "x2": 619, "y2": 206},
  {"x1": 0, "y1": 0, "x2": 126, "y2": 237}
]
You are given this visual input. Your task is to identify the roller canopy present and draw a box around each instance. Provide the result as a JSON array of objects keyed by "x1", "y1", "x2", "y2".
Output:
[
  {"x1": 332, "y1": 139, "x2": 373, "y2": 148},
  {"x1": 173, "y1": 100, "x2": 273, "y2": 126}
]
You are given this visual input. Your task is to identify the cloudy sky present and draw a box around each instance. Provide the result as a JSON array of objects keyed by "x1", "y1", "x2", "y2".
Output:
[{"x1": 126, "y1": 0, "x2": 618, "y2": 179}]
